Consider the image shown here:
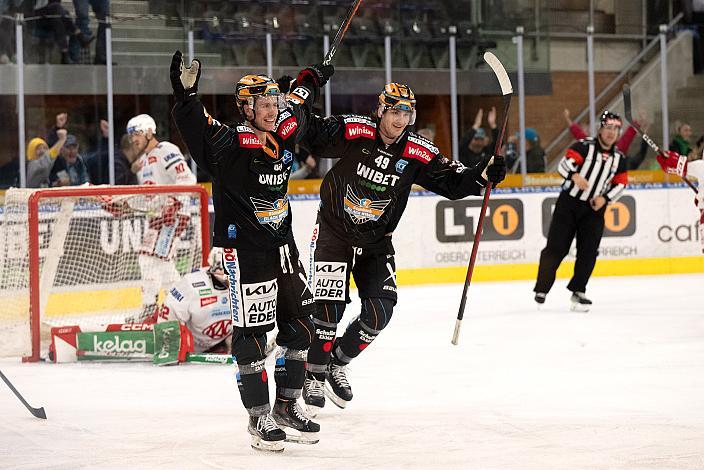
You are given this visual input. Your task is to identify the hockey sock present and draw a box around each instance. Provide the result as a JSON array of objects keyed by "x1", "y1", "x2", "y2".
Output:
[
  {"x1": 236, "y1": 358, "x2": 270, "y2": 416},
  {"x1": 233, "y1": 332, "x2": 271, "y2": 416},
  {"x1": 307, "y1": 303, "x2": 345, "y2": 378},
  {"x1": 333, "y1": 298, "x2": 394, "y2": 363},
  {"x1": 274, "y1": 347, "x2": 306, "y2": 400}
]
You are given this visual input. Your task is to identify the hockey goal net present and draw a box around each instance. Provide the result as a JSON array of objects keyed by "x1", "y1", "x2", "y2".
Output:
[{"x1": 0, "y1": 185, "x2": 210, "y2": 362}]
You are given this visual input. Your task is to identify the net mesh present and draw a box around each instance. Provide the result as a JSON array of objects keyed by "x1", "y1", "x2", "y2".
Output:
[{"x1": 0, "y1": 186, "x2": 206, "y2": 359}]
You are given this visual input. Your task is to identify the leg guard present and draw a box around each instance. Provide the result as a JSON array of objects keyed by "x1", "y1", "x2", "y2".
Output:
[
  {"x1": 274, "y1": 317, "x2": 314, "y2": 400},
  {"x1": 232, "y1": 329, "x2": 270, "y2": 417},
  {"x1": 334, "y1": 297, "x2": 394, "y2": 364},
  {"x1": 307, "y1": 302, "x2": 346, "y2": 378}
]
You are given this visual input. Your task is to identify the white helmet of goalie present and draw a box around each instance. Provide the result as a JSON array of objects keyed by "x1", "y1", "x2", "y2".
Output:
[
  {"x1": 207, "y1": 247, "x2": 226, "y2": 283},
  {"x1": 126, "y1": 114, "x2": 157, "y2": 136}
]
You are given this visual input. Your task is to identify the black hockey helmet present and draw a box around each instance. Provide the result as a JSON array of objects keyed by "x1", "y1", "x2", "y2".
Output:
[{"x1": 599, "y1": 110, "x2": 622, "y2": 128}]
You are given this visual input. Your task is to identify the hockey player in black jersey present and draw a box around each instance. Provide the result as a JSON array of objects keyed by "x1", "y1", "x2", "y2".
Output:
[
  {"x1": 170, "y1": 51, "x2": 333, "y2": 452},
  {"x1": 300, "y1": 83, "x2": 507, "y2": 412}
]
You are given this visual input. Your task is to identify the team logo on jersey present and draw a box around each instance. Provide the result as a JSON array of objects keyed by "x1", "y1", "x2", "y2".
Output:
[
  {"x1": 250, "y1": 197, "x2": 289, "y2": 228},
  {"x1": 343, "y1": 185, "x2": 391, "y2": 224},
  {"x1": 345, "y1": 118, "x2": 376, "y2": 140},
  {"x1": 356, "y1": 163, "x2": 400, "y2": 188},
  {"x1": 239, "y1": 133, "x2": 261, "y2": 148},
  {"x1": 169, "y1": 288, "x2": 183, "y2": 302},
  {"x1": 402, "y1": 140, "x2": 433, "y2": 164},
  {"x1": 277, "y1": 117, "x2": 298, "y2": 139},
  {"x1": 200, "y1": 296, "x2": 218, "y2": 307},
  {"x1": 395, "y1": 159, "x2": 408, "y2": 174},
  {"x1": 283, "y1": 149, "x2": 293, "y2": 165},
  {"x1": 147, "y1": 156, "x2": 158, "y2": 165},
  {"x1": 228, "y1": 224, "x2": 237, "y2": 239}
]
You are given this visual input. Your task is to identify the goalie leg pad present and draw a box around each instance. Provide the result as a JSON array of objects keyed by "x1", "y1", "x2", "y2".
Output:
[
  {"x1": 232, "y1": 329, "x2": 270, "y2": 415},
  {"x1": 335, "y1": 297, "x2": 394, "y2": 363},
  {"x1": 306, "y1": 303, "x2": 346, "y2": 377}
]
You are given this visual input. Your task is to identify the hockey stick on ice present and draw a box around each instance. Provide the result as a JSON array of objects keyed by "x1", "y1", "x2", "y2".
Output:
[
  {"x1": 0, "y1": 369, "x2": 47, "y2": 419},
  {"x1": 622, "y1": 85, "x2": 697, "y2": 193},
  {"x1": 451, "y1": 52, "x2": 513, "y2": 346},
  {"x1": 322, "y1": 0, "x2": 363, "y2": 66}
]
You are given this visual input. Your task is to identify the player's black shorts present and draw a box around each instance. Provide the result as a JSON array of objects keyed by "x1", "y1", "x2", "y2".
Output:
[
  {"x1": 221, "y1": 238, "x2": 314, "y2": 333},
  {"x1": 308, "y1": 217, "x2": 398, "y2": 304}
]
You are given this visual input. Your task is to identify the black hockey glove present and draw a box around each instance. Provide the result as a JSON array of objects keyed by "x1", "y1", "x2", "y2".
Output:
[
  {"x1": 483, "y1": 155, "x2": 506, "y2": 184},
  {"x1": 170, "y1": 50, "x2": 201, "y2": 102},
  {"x1": 276, "y1": 75, "x2": 294, "y2": 94},
  {"x1": 296, "y1": 63, "x2": 335, "y2": 89}
]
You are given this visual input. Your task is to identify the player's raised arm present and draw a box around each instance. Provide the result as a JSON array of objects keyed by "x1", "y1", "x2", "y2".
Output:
[{"x1": 170, "y1": 50, "x2": 232, "y2": 176}]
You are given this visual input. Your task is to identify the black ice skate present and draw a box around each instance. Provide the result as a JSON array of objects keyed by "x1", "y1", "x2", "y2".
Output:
[
  {"x1": 534, "y1": 292, "x2": 546, "y2": 308},
  {"x1": 325, "y1": 362, "x2": 353, "y2": 408},
  {"x1": 302, "y1": 372, "x2": 325, "y2": 417},
  {"x1": 247, "y1": 414, "x2": 286, "y2": 452},
  {"x1": 272, "y1": 399, "x2": 320, "y2": 444},
  {"x1": 570, "y1": 292, "x2": 592, "y2": 312}
]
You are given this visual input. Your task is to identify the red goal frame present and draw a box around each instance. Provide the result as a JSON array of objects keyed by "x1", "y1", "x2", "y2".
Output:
[{"x1": 24, "y1": 185, "x2": 210, "y2": 362}]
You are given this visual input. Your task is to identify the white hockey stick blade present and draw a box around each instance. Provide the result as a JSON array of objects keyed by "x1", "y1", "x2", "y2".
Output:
[{"x1": 483, "y1": 52, "x2": 513, "y2": 96}]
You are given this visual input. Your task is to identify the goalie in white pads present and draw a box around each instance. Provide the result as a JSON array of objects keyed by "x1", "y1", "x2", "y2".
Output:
[
  {"x1": 157, "y1": 248, "x2": 233, "y2": 353},
  {"x1": 126, "y1": 114, "x2": 198, "y2": 322}
]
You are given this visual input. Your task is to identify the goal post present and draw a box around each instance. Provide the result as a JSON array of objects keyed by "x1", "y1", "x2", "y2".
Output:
[{"x1": 0, "y1": 185, "x2": 210, "y2": 362}]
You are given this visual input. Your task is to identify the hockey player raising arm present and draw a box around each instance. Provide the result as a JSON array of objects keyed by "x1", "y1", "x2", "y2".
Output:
[
  {"x1": 299, "y1": 83, "x2": 506, "y2": 412},
  {"x1": 657, "y1": 150, "x2": 704, "y2": 254},
  {"x1": 170, "y1": 51, "x2": 333, "y2": 452}
]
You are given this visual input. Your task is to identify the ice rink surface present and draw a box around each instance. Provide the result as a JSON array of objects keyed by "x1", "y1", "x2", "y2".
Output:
[{"x1": 1, "y1": 273, "x2": 703, "y2": 469}]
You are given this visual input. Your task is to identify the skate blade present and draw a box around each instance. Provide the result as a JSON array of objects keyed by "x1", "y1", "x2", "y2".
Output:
[
  {"x1": 303, "y1": 402, "x2": 322, "y2": 418},
  {"x1": 324, "y1": 383, "x2": 350, "y2": 409},
  {"x1": 250, "y1": 435, "x2": 285, "y2": 453},
  {"x1": 279, "y1": 427, "x2": 319, "y2": 445},
  {"x1": 570, "y1": 303, "x2": 590, "y2": 313}
]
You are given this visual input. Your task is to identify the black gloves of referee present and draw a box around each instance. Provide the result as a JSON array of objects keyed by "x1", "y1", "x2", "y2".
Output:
[
  {"x1": 483, "y1": 155, "x2": 507, "y2": 184},
  {"x1": 170, "y1": 50, "x2": 201, "y2": 102}
]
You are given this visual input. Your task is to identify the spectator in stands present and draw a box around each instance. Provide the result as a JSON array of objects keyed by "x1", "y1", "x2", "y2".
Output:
[
  {"x1": 563, "y1": 107, "x2": 638, "y2": 154},
  {"x1": 85, "y1": 118, "x2": 109, "y2": 184},
  {"x1": 114, "y1": 133, "x2": 139, "y2": 185},
  {"x1": 68, "y1": 0, "x2": 107, "y2": 64},
  {"x1": 49, "y1": 134, "x2": 89, "y2": 186},
  {"x1": 26, "y1": 130, "x2": 67, "y2": 187},
  {"x1": 47, "y1": 112, "x2": 68, "y2": 147},
  {"x1": 506, "y1": 128, "x2": 546, "y2": 173},
  {"x1": 523, "y1": 128, "x2": 546, "y2": 173},
  {"x1": 459, "y1": 107, "x2": 498, "y2": 169},
  {"x1": 0, "y1": 0, "x2": 21, "y2": 63},
  {"x1": 32, "y1": 0, "x2": 93, "y2": 64},
  {"x1": 670, "y1": 121, "x2": 702, "y2": 159}
]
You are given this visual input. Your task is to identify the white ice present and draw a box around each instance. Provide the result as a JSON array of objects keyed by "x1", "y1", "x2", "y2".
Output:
[{"x1": 1, "y1": 273, "x2": 704, "y2": 469}]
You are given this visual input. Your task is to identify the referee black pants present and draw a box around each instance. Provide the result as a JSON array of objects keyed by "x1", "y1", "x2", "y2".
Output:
[{"x1": 534, "y1": 191, "x2": 606, "y2": 294}]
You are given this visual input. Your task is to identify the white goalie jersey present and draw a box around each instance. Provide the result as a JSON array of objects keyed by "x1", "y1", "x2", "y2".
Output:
[
  {"x1": 137, "y1": 141, "x2": 197, "y2": 186},
  {"x1": 158, "y1": 269, "x2": 232, "y2": 353}
]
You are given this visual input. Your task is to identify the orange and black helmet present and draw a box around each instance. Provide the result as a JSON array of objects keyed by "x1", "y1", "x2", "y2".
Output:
[
  {"x1": 235, "y1": 74, "x2": 286, "y2": 122},
  {"x1": 378, "y1": 83, "x2": 416, "y2": 124}
]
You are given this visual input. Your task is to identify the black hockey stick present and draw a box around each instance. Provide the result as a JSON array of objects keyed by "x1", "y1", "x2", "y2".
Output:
[
  {"x1": 322, "y1": 0, "x2": 363, "y2": 66},
  {"x1": 622, "y1": 85, "x2": 697, "y2": 193},
  {"x1": 0, "y1": 369, "x2": 47, "y2": 419},
  {"x1": 452, "y1": 52, "x2": 513, "y2": 346}
]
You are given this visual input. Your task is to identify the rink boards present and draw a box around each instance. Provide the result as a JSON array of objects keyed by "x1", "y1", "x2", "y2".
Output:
[{"x1": 289, "y1": 184, "x2": 704, "y2": 284}]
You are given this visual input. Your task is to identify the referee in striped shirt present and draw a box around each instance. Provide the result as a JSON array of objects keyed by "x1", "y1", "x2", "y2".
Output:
[{"x1": 534, "y1": 111, "x2": 628, "y2": 311}]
